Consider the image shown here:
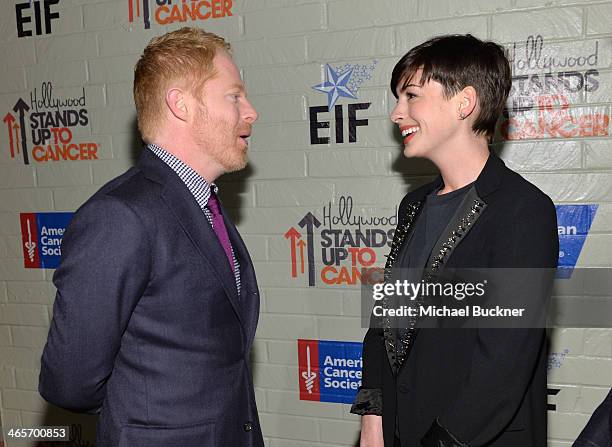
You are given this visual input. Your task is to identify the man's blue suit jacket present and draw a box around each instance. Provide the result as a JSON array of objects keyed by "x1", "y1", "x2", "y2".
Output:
[{"x1": 39, "y1": 149, "x2": 264, "y2": 447}]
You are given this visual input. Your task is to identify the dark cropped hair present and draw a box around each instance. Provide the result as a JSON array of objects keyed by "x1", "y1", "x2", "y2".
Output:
[{"x1": 391, "y1": 34, "x2": 511, "y2": 139}]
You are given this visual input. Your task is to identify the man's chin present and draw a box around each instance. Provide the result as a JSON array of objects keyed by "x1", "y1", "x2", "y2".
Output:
[{"x1": 222, "y1": 157, "x2": 248, "y2": 174}]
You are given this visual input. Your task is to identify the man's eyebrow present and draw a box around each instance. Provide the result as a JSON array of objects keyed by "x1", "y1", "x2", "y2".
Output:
[{"x1": 228, "y1": 83, "x2": 245, "y2": 92}]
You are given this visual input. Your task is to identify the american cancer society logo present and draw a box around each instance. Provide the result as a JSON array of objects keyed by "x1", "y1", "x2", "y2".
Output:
[
  {"x1": 298, "y1": 339, "x2": 362, "y2": 404},
  {"x1": 128, "y1": 0, "x2": 233, "y2": 29},
  {"x1": 556, "y1": 204, "x2": 598, "y2": 278},
  {"x1": 20, "y1": 212, "x2": 73, "y2": 269}
]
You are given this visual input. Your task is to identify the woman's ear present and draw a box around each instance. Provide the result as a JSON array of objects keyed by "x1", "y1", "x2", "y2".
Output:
[{"x1": 458, "y1": 86, "x2": 477, "y2": 120}]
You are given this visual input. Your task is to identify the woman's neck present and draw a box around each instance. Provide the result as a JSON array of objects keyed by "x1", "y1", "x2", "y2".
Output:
[{"x1": 432, "y1": 137, "x2": 490, "y2": 195}]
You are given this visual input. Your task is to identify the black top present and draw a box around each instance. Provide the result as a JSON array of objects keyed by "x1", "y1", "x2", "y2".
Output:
[
  {"x1": 393, "y1": 182, "x2": 473, "y2": 438},
  {"x1": 398, "y1": 182, "x2": 474, "y2": 272}
]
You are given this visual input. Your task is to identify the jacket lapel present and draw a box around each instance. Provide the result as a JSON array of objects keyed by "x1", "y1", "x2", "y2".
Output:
[
  {"x1": 423, "y1": 187, "x2": 487, "y2": 280},
  {"x1": 138, "y1": 150, "x2": 245, "y2": 329},
  {"x1": 381, "y1": 200, "x2": 423, "y2": 373},
  {"x1": 382, "y1": 188, "x2": 487, "y2": 374},
  {"x1": 222, "y1": 202, "x2": 260, "y2": 348}
]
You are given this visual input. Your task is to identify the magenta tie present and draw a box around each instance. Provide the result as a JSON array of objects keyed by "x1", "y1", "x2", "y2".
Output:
[{"x1": 207, "y1": 192, "x2": 235, "y2": 273}]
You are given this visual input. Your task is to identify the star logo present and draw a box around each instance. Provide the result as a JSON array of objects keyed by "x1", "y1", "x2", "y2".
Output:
[{"x1": 312, "y1": 64, "x2": 358, "y2": 111}]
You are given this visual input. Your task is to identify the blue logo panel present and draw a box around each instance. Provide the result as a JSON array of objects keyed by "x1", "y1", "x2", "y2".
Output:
[
  {"x1": 318, "y1": 340, "x2": 363, "y2": 404},
  {"x1": 36, "y1": 212, "x2": 73, "y2": 269},
  {"x1": 556, "y1": 205, "x2": 597, "y2": 278}
]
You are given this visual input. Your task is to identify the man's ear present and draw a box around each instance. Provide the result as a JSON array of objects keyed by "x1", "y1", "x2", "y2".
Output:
[
  {"x1": 165, "y1": 88, "x2": 189, "y2": 122},
  {"x1": 458, "y1": 86, "x2": 478, "y2": 120}
]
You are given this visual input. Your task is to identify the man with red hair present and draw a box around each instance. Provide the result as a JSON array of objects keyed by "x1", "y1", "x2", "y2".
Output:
[{"x1": 39, "y1": 27, "x2": 262, "y2": 447}]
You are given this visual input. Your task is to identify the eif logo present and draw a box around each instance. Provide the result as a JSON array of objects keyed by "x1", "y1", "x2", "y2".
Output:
[
  {"x1": 15, "y1": 0, "x2": 60, "y2": 38},
  {"x1": 128, "y1": 0, "x2": 233, "y2": 30},
  {"x1": 20, "y1": 212, "x2": 73, "y2": 269},
  {"x1": 310, "y1": 61, "x2": 377, "y2": 145},
  {"x1": 3, "y1": 82, "x2": 98, "y2": 165}
]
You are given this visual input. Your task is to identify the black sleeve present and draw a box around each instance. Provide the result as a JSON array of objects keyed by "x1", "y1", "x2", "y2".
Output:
[
  {"x1": 351, "y1": 326, "x2": 385, "y2": 415},
  {"x1": 572, "y1": 389, "x2": 612, "y2": 447},
  {"x1": 423, "y1": 195, "x2": 558, "y2": 446}
]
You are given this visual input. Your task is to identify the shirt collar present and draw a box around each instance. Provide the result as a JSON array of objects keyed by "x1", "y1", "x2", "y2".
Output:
[{"x1": 147, "y1": 143, "x2": 218, "y2": 209}]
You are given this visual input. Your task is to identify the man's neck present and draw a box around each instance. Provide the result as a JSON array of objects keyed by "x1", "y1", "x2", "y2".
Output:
[{"x1": 150, "y1": 136, "x2": 221, "y2": 184}]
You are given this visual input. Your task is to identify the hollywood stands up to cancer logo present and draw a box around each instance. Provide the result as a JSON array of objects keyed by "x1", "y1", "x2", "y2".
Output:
[
  {"x1": 3, "y1": 82, "x2": 98, "y2": 165},
  {"x1": 285, "y1": 196, "x2": 397, "y2": 287},
  {"x1": 500, "y1": 34, "x2": 609, "y2": 140},
  {"x1": 128, "y1": 0, "x2": 233, "y2": 29}
]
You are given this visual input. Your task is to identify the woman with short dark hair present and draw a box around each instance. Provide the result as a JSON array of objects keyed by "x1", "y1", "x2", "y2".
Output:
[{"x1": 352, "y1": 34, "x2": 558, "y2": 447}]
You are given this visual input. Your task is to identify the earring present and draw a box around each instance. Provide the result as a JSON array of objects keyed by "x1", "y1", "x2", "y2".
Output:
[{"x1": 459, "y1": 111, "x2": 465, "y2": 120}]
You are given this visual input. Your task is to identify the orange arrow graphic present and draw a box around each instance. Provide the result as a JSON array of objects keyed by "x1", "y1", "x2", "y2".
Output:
[
  {"x1": 3, "y1": 113, "x2": 16, "y2": 158},
  {"x1": 14, "y1": 123, "x2": 21, "y2": 154},
  {"x1": 284, "y1": 227, "x2": 301, "y2": 278},
  {"x1": 297, "y1": 239, "x2": 306, "y2": 274}
]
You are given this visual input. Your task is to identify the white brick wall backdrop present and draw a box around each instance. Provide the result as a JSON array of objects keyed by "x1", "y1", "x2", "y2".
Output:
[{"x1": 0, "y1": 0, "x2": 611, "y2": 446}]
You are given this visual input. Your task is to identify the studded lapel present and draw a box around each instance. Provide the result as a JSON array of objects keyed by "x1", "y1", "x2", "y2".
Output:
[
  {"x1": 381, "y1": 186, "x2": 487, "y2": 374},
  {"x1": 381, "y1": 201, "x2": 423, "y2": 373}
]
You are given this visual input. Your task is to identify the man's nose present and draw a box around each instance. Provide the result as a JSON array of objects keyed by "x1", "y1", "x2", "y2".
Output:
[{"x1": 243, "y1": 98, "x2": 258, "y2": 123}]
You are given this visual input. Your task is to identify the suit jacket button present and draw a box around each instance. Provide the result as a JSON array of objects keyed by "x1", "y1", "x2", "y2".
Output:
[
  {"x1": 398, "y1": 384, "x2": 410, "y2": 393},
  {"x1": 243, "y1": 422, "x2": 253, "y2": 432}
]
